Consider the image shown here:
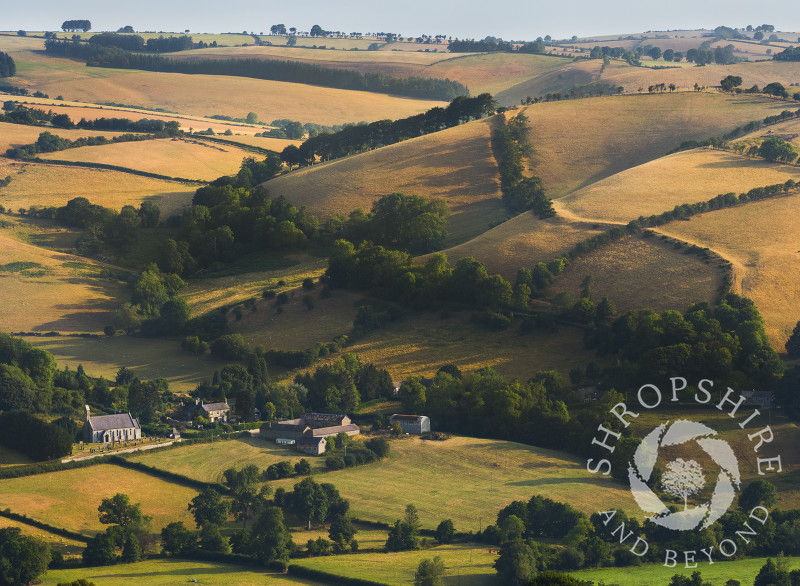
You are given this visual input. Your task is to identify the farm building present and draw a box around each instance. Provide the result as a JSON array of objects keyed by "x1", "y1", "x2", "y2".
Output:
[
  {"x1": 176, "y1": 398, "x2": 231, "y2": 423},
  {"x1": 83, "y1": 405, "x2": 141, "y2": 443},
  {"x1": 390, "y1": 414, "x2": 431, "y2": 434},
  {"x1": 260, "y1": 412, "x2": 361, "y2": 446},
  {"x1": 297, "y1": 436, "x2": 327, "y2": 456}
]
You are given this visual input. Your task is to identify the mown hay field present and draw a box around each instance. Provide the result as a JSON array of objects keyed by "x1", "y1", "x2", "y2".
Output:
[
  {"x1": 0, "y1": 159, "x2": 196, "y2": 216},
  {"x1": 556, "y1": 148, "x2": 800, "y2": 224},
  {"x1": 573, "y1": 556, "x2": 800, "y2": 586},
  {"x1": 38, "y1": 137, "x2": 253, "y2": 181},
  {"x1": 654, "y1": 191, "x2": 800, "y2": 348},
  {"x1": 181, "y1": 44, "x2": 449, "y2": 65},
  {"x1": 270, "y1": 436, "x2": 637, "y2": 532},
  {"x1": 0, "y1": 464, "x2": 198, "y2": 536},
  {"x1": 0, "y1": 223, "x2": 126, "y2": 334},
  {"x1": 42, "y1": 559, "x2": 323, "y2": 586},
  {"x1": 265, "y1": 117, "x2": 505, "y2": 245},
  {"x1": 435, "y1": 214, "x2": 605, "y2": 279},
  {"x1": 4, "y1": 42, "x2": 447, "y2": 126},
  {"x1": 128, "y1": 435, "x2": 325, "y2": 483},
  {"x1": 32, "y1": 335, "x2": 220, "y2": 393},
  {"x1": 547, "y1": 234, "x2": 724, "y2": 314},
  {"x1": 296, "y1": 543, "x2": 498, "y2": 585},
  {"x1": 329, "y1": 311, "x2": 599, "y2": 383},
  {"x1": 520, "y1": 93, "x2": 792, "y2": 198}
]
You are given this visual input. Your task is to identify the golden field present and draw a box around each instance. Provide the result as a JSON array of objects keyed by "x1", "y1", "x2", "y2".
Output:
[
  {"x1": 519, "y1": 93, "x2": 792, "y2": 198},
  {"x1": 0, "y1": 120, "x2": 127, "y2": 153},
  {"x1": 37, "y1": 137, "x2": 253, "y2": 181},
  {"x1": 265, "y1": 117, "x2": 505, "y2": 244},
  {"x1": 546, "y1": 234, "x2": 724, "y2": 314},
  {"x1": 556, "y1": 148, "x2": 800, "y2": 223},
  {"x1": 0, "y1": 159, "x2": 196, "y2": 216},
  {"x1": 655, "y1": 191, "x2": 800, "y2": 348}
]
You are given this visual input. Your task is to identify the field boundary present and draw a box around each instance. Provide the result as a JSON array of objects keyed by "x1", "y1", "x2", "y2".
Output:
[
  {"x1": 288, "y1": 564, "x2": 390, "y2": 586},
  {"x1": 24, "y1": 158, "x2": 209, "y2": 185},
  {"x1": 0, "y1": 508, "x2": 90, "y2": 543},
  {"x1": 189, "y1": 134, "x2": 277, "y2": 155},
  {"x1": 109, "y1": 456, "x2": 230, "y2": 493}
]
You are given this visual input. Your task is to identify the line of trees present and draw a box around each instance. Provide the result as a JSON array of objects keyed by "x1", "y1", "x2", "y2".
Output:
[
  {"x1": 448, "y1": 38, "x2": 547, "y2": 54},
  {"x1": 0, "y1": 51, "x2": 16, "y2": 77},
  {"x1": 6, "y1": 130, "x2": 155, "y2": 160},
  {"x1": 61, "y1": 20, "x2": 91, "y2": 32},
  {"x1": 774, "y1": 46, "x2": 800, "y2": 61},
  {"x1": 280, "y1": 94, "x2": 496, "y2": 167},
  {"x1": 492, "y1": 112, "x2": 554, "y2": 216}
]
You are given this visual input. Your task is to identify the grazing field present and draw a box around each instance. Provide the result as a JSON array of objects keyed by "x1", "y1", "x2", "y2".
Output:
[
  {"x1": 128, "y1": 435, "x2": 326, "y2": 484},
  {"x1": 38, "y1": 137, "x2": 253, "y2": 181},
  {"x1": 493, "y1": 58, "x2": 604, "y2": 105},
  {"x1": 296, "y1": 525, "x2": 389, "y2": 550},
  {"x1": 556, "y1": 148, "x2": 800, "y2": 224},
  {"x1": 655, "y1": 191, "x2": 800, "y2": 348},
  {"x1": 42, "y1": 559, "x2": 324, "y2": 586},
  {"x1": 227, "y1": 288, "x2": 362, "y2": 351},
  {"x1": 0, "y1": 159, "x2": 197, "y2": 216},
  {"x1": 547, "y1": 234, "x2": 724, "y2": 314},
  {"x1": 435, "y1": 213, "x2": 606, "y2": 279},
  {"x1": 265, "y1": 117, "x2": 505, "y2": 244},
  {"x1": 0, "y1": 464, "x2": 198, "y2": 536},
  {"x1": 296, "y1": 543, "x2": 499, "y2": 585},
  {"x1": 572, "y1": 556, "x2": 800, "y2": 585},
  {"x1": 32, "y1": 335, "x2": 220, "y2": 393},
  {"x1": 0, "y1": 222, "x2": 126, "y2": 334},
  {"x1": 270, "y1": 436, "x2": 636, "y2": 532},
  {"x1": 0, "y1": 517, "x2": 85, "y2": 555},
  {"x1": 335, "y1": 309, "x2": 599, "y2": 382},
  {"x1": 520, "y1": 93, "x2": 791, "y2": 198}
]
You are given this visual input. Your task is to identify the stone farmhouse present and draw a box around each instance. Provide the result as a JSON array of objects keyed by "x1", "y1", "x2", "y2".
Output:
[
  {"x1": 260, "y1": 412, "x2": 360, "y2": 450},
  {"x1": 83, "y1": 405, "x2": 141, "y2": 443},
  {"x1": 177, "y1": 399, "x2": 231, "y2": 423},
  {"x1": 390, "y1": 414, "x2": 431, "y2": 434}
]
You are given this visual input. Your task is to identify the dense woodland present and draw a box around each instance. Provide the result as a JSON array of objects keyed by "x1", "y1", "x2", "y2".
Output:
[{"x1": 0, "y1": 51, "x2": 16, "y2": 77}]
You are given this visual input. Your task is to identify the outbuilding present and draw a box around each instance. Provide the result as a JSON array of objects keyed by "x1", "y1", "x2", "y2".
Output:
[{"x1": 390, "y1": 414, "x2": 431, "y2": 435}]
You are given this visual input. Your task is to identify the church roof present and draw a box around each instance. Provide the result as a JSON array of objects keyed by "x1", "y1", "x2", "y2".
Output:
[{"x1": 87, "y1": 413, "x2": 140, "y2": 431}]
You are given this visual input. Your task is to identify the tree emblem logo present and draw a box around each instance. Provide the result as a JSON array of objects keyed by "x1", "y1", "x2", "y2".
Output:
[{"x1": 628, "y1": 419, "x2": 741, "y2": 530}]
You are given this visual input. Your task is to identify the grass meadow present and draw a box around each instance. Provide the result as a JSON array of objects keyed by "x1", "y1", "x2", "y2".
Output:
[
  {"x1": 268, "y1": 436, "x2": 636, "y2": 532},
  {"x1": 0, "y1": 464, "x2": 198, "y2": 536},
  {"x1": 0, "y1": 516, "x2": 85, "y2": 556},
  {"x1": 546, "y1": 234, "x2": 724, "y2": 315},
  {"x1": 264, "y1": 117, "x2": 506, "y2": 245},
  {"x1": 331, "y1": 309, "x2": 599, "y2": 382},
  {"x1": 655, "y1": 191, "x2": 800, "y2": 347},
  {"x1": 38, "y1": 137, "x2": 255, "y2": 181},
  {"x1": 571, "y1": 556, "x2": 800, "y2": 585},
  {"x1": 127, "y1": 435, "x2": 326, "y2": 484},
  {"x1": 41, "y1": 558, "x2": 325, "y2": 585}
]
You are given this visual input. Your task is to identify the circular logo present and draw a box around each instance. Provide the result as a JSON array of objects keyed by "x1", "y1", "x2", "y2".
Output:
[{"x1": 628, "y1": 419, "x2": 741, "y2": 531}]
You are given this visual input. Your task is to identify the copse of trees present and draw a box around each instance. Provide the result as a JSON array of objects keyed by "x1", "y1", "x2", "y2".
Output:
[
  {"x1": 282, "y1": 94, "x2": 496, "y2": 166},
  {"x1": 774, "y1": 46, "x2": 800, "y2": 61},
  {"x1": 0, "y1": 51, "x2": 16, "y2": 77},
  {"x1": 89, "y1": 32, "x2": 146, "y2": 51},
  {"x1": 62, "y1": 20, "x2": 92, "y2": 32},
  {"x1": 0, "y1": 528, "x2": 50, "y2": 585}
]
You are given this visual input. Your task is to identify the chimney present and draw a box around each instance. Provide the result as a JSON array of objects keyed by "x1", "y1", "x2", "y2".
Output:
[{"x1": 84, "y1": 405, "x2": 91, "y2": 422}]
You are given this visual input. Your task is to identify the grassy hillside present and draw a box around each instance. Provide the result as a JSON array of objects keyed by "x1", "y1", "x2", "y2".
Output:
[
  {"x1": 38, "y1": 137, "x2": 254, "y2": 181},
  {"x1": 546, "y1": 234, "x2": 724, "y2": 314},
  {"x1": 0, "y1": 220, "x2": 126, "y2": 334},
  {"x1": 0, "y1": 464, "x2": 198, "y2": 536},
  {"x1": 0, "y1": 516, "x2": 85, "y2": 556},
  {"x1": 0, "y1": 159, "x2": 197, "y2": 216},
  {"x1": 331, "y1": 309, "x2": 597, "y2": 382},
  {"x1": 42, "y1": 559, "x2": 322, "y2": 585},
  {"x1": 0, "y1": 36, "x2": 447, "y2": 126},
  {"x1": 269, "y1": 436, "x2": 636, "y2": 531},
  {"x1": 264, "y1": 117, "x2": 505, "y2": 245},
  {"x1": 655, "y1": 191, "x2": 800, "y2": 347},
  {"x1": 0, "y1": 121, "x2": 128, "y2": 154},
  {"x1": 520, "y1": 93, "x2": 791, "y2": 198},
  {"x1": 128, "y1": 435, "x2": 326, "y2": 483},
  {"x1": 556, "y1": 148, "x2": 800, "y2": 224}
]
